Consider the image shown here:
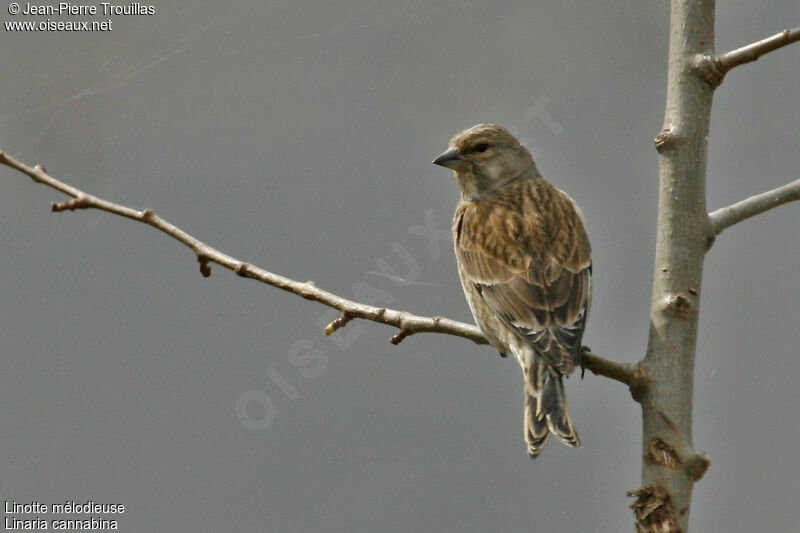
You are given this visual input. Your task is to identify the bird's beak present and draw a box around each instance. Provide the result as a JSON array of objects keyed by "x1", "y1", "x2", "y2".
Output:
[{"x1": 432, "y1": 147, "x2": 464, "y2": 170}]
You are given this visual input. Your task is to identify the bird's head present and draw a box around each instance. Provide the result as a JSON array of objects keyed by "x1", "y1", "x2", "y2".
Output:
[{"x1": 433, "y1": 124, "x2": 536, "y2": 199}]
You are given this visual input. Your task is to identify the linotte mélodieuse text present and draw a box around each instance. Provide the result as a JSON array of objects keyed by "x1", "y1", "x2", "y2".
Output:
[
  {"x1": 20, "y1": 3, "x2": 155, "y2": 16},
  {"x1": 5, "y1": 500, "x2": 124, "y2": 530}
]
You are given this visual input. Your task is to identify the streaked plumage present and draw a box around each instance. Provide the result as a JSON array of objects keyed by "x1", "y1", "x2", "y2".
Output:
[{"x1": 434, "y1": 124, "x2": 591, "y2": 458}]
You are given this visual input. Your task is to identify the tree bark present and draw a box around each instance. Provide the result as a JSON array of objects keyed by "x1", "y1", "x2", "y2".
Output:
[{"x1": 634, "y1": 1, "x2": 715, "y2": 531}]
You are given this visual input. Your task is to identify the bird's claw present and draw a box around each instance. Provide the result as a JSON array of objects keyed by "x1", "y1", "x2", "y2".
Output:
[{"x1": 579, "y1": 345, "x2": 591, "y2": 379}]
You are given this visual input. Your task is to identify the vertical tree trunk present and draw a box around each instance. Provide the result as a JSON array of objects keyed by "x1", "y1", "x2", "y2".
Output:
[{"x1": 633, "y1": 1, "x2": 715, "y2": 531}]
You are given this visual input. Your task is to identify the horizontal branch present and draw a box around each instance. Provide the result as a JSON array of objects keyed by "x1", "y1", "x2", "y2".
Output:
[
  {"x1": 708, "y1": 178, "x2": 800, "y2": 237},
  {"x1": 696, "y1": 27, "x2": 800, "y2": 86},
  {"x1": 716, "y1": 27, "x2": 800, "y2": 74},
  {"x1": 581, "y1": 348, "x2": 647, "y2": 402},
  {"x1": 0, "y1": 149, "x2": 632, "y2": 386}
]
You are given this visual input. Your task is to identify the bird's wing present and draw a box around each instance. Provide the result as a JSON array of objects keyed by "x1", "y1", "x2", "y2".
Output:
[{"x1": 454, "y1": 180, "x2": 591, "y2": 374}]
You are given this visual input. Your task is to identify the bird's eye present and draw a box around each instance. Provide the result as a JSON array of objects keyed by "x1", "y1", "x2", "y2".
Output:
[{"x1": 475, "y1": 143, "x2": 488, "y2": 153}]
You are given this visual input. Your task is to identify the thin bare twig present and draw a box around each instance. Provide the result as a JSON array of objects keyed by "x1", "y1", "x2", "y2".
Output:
[
  {"x1": 581, "y1": 350, "x2": 647, "y2": 402},
  {"x1": 581, "y1": 352, "x2": 633, "y2": 386},
  {"x1": 708, "y1": 178, "x2": 800, "y2": 237},
  {"x1": 717, "y1": 28, "x2": 800, "y2": 73},
  {"x1": 696, "y1": 27, "x2": 800, "y2": 86},
  {"x1": 0, "y1": 149, "x2": 632, "y2": 385}
]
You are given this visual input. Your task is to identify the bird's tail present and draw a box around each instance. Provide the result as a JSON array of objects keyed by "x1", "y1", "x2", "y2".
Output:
[{"x1": 524, "y1": 357, "x2": 580, "y2": 458}]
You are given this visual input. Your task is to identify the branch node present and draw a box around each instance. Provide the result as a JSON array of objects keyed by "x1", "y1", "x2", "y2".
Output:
[
  {"x1": 141, "y1": 208, "x2": 155, "y2": 220},
  {"x1": 51, "y1": 196, "x2": 90, "y2": 212},
  {"x1": 686, "y1": 452, "x2": 711, "y2": 481},
  {"x1": 693, "y1": 54, "x2": 726, "y2": 87},
  {"x1": 659, "y1": 293, "x2": 695, "y2": 318},
  {"x1": 390, "y1": 329, "x2": 411, "y2": 345},
  {"x1": 234, "y1": 262, "x2": 251, "y2": 277},
  {"x1": 704, "y1": 231, "x2": 716, "y2": 252},
  {"x1": 325, "y1": 312, "x2": 353, "y2": 335},
  {"x1": 644, "y1": 437, "x2": 682, "y2": 468},
  {"x1": 626, "y1": 363, "x2": 652, "y2": 403},
  {"x1": 654, "y1": 127, "x2": 679, "y2": 152},
  {"x1": 197, "y1": 255, "x2": 212, "y2": 277},
  {"x1": 627, "y1": 486, "x2": 682, "y2": 533}
]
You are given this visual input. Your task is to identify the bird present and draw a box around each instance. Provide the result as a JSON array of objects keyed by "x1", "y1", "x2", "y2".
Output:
[{"x1": 433, "y1": 124, "x2": 591, "y2": 458}]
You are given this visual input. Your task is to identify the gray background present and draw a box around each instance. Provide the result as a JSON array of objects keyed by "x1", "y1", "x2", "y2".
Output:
[{"x1": 1, "y1": 1, "x2": 798, "y2": 531}]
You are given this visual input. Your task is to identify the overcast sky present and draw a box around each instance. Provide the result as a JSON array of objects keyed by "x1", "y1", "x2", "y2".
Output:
[{"x1": 1, "y1": 1, "x2": 798, "y2": 531}]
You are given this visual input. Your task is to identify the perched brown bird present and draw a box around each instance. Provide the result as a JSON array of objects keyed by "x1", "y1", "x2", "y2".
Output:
[{"x1": 434, "y1": 124, "x2": 591, "y2": 458}]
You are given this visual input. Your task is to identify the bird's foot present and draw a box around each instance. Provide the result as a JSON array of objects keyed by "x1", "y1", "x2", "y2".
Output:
[{"x1": 579, "y1": 345, "x2": 592, "y2": 379}]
